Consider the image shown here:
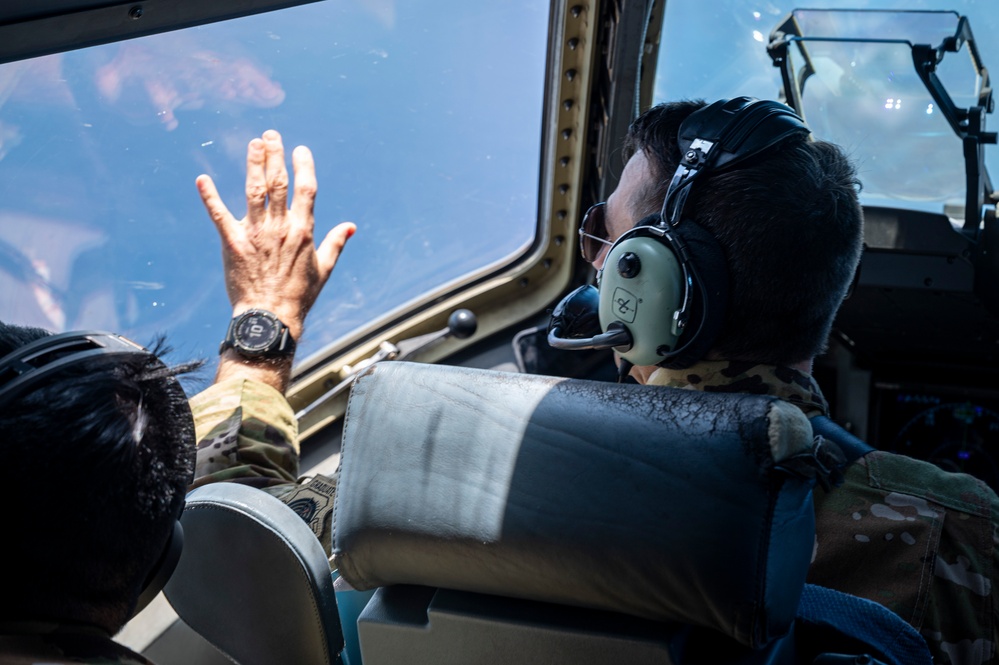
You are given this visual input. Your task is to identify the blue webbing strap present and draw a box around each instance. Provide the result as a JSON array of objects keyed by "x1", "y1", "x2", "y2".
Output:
[
  {"x1": 801, "y1": 419, "x2": 930, "y2": 664},
  {"x1": 797, "y1": 584, "x2": 932, "y2": 665},
  {"x1": 808, "y1": 415, "x2": 874, "y2": 467}
]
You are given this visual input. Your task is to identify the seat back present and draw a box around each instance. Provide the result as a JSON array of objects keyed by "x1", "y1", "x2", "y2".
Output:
[
  {"x1": 163, "y1": 482, "x2": 343, "y2": 665},
  {"x1": 162, "y1": 362, "x2": 931, "y2": 665},
  {"x1": 333, "y1": 361, "x2": 820, "y2": 662}
]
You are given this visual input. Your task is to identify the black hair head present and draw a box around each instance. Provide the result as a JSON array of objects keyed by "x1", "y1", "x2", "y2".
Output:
[
  {"x1": 0, "y1": 322, "x2": 200, "y2": 632},
  {"x1": 624, "y1": 100, "x2": 863, "y2": 366}
]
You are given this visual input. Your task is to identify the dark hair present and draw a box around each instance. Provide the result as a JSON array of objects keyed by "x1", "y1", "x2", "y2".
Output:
[
  {"x1": 624, "y1": 100, "x2": 864, "y2": 365},
  {"x1": 0, "y1": 322, "x2": 199, "y2": 632}
]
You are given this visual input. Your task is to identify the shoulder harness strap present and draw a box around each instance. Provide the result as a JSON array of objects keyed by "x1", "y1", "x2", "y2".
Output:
[{"x1": 809, "y1": 415, "x2": 874, "y2": 466}]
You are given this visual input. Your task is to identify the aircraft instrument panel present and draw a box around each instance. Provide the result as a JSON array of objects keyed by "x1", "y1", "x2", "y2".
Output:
[{"x1": 873, "y1": 384, "x2": 999, "y2": 492}]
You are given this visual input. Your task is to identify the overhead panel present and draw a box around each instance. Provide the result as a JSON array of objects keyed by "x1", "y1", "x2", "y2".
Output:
[{"x1": 0, "y1": 0, "x2": 323, "y2": 65}]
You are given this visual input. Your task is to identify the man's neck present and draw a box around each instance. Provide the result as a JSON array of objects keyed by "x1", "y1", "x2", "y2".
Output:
[
  {"x1": 629, "y1": 363, "x2": 658, "y2": 385},
  {"x1": 790, "y1": 358, "x2": 813, "y2": 374}
]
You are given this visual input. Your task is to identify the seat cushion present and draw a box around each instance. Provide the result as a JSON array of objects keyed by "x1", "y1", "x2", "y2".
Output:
[{"x1": 333, "y1": 362, "x2": 817, "y2": 649}]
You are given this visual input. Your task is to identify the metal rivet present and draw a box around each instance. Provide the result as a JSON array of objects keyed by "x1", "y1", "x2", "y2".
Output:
[
  {"x1": 554, "y1": 235, "x2": 565, "y2": 246},
  {"x1": 559, "y1": 157, "x2": 570, "y2": 167},
  {"x1": 556, "y1": 210, "x2": 568, "y2": 220},
  {"x1": 571, "y1": 5, "x2": 583, "y2": 18},
  {"x1": 563, "y1": 99, "x2": 574, "y2": 111},
  {"x1": 519, "y1": 278, "x2": 530, "y2": 288},
  {"x1": 543, "y1": 258, "x2": 553, "y2": 269},
  {"x1": 129, "y1": 5, "x2": 144, "y2": 19},
  {"x1": 565, "y1": 69, "x2": 577, "y2": 81},
  {"x1": 568, "y1": 38, "x2": 580, "y2": 50},
  {"x1": 561, "y1": 128, "x2": 573, "y2": 140},
  {"x1": 559, "y1": 184, "x2": 569, "y2": 195}
]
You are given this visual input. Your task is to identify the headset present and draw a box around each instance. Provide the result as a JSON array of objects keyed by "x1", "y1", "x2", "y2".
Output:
[
  {"x1": 0, "y1": 330, "x2": 190, "y2": 618},
  {"x1": 548, "y1": 96, "x2": 812, "y2": 370}
]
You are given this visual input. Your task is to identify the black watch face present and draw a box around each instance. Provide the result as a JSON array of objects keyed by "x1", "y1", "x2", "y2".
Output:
[{"x1": 235, "y1": 312, "x2": 281, "y2": 352}]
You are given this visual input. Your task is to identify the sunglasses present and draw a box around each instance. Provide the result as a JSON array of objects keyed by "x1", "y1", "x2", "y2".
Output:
[{"x1": 578, "y1": 202, "x2": 613, "y2": 263}]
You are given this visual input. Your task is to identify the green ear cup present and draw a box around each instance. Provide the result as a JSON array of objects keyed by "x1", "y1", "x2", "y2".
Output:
[{"x1": 599, "y1": 235, "x2": 684, "y2": 366}]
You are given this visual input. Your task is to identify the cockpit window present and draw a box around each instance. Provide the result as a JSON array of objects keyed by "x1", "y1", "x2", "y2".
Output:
[
  {"x1": 0, "y1": 2, "x2": 549, "y2": 368},
  {"x1": 653, "y1": 1, "x2": 998, "y2": 222}
]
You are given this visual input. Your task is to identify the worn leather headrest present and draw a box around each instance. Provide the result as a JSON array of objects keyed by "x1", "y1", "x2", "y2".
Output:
[{"x1": 333, "y1": 362, "x2": 816, "y2": 649}]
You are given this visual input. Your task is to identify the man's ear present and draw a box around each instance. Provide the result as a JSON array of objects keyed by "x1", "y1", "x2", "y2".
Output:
[{"x1": 844, "y1": 248, "x2": 864, "y2": 300}]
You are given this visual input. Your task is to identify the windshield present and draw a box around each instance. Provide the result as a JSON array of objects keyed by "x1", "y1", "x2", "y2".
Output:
[
  {"x1": 654, "y1": 1, "x2": 998, "y2": 220},
  {"x1": 0, "y1": 2, "x2": 549, "y2": 370}
]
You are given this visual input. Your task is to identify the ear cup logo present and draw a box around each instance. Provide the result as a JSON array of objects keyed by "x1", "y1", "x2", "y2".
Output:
[{"x1": 612, "y1": 287, "x2": 639, "y2": 323}]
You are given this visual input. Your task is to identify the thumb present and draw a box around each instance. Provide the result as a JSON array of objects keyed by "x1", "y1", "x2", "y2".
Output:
[
  {"x1": 317, "y1": 222, "x2": 356, "y2": 280},
  {"x1": 196, "y1": 174, "x2": 235, "y2": 238}
]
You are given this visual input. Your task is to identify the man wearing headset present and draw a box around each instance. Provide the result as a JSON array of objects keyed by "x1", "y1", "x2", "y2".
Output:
[
  {"x1": 567, "y1": 99, "x2": 998, "y2": 665},
  {"x1": 0, "y1": 129, "x2": 352, "y2": 664},
  {"x1": 186, "y1": 106, "x2": 997, "y2": 664}
]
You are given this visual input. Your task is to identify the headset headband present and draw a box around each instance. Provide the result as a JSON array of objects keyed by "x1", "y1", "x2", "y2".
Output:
[
  {"x1": 662, "y1": 97, "x2": 811, "y2": 226},
  {"x1": 0, "y1": 330, "x2": 155, "y2": 408}
]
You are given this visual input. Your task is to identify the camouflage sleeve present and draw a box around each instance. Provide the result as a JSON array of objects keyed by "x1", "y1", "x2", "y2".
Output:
[
  {"x1": 276, "y1": 474, "x2": 338, "y2": 556},
  {"x1": 920, "y1": 470, "x2": 999, "y2": 665},
  {"x1": 189, "y1": 377, "x2": 300, "y2": 491},
  {"x1": 188, "y1": 378, "x2": 338, "y2": 556},
  {"x1": 811, "y1": 451, "x2": 999, "y2": 665}
]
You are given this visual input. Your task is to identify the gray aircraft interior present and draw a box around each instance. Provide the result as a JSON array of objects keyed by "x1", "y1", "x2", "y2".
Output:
[{"x1": 1, "y1": 0, "x2": 997, "y2": 663}]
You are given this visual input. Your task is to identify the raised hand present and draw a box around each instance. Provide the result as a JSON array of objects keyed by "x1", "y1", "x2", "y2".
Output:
[{"x1": 198, "y1": 129, "x2": 354, "y2": 391}]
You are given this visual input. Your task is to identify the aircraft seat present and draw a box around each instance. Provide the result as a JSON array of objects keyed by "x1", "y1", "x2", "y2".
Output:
[
  {"x1": 163, "y1": 482, "x2": 343, "y2": 665},
  {"x1": 164, "y1": 361, "x2": 929, "y2": 665},
  {"x1": 332, "y1": 361, "x2": 818, "y2": 664}
]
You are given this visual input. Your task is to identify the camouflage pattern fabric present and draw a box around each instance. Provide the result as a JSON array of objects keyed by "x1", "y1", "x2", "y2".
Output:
[
  {"x1": 0, "y1": 622, "x2": 152, "y2": 664},
  {"x1": 647, "y1": 360, "x2": 829, "y2": 417},
  {"x1": 649, "y1": 360, "x2": 999, "y2": 665},
  {"x1": 190, "y1": 378, "x2": 338, "y2": 556},
  {"x1": 190, "y1": 378, "x2": 300, "y2": 489}
]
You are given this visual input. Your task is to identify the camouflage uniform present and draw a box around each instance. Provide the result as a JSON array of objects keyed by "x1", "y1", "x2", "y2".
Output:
[
  {"x1": 649, "y1": 360, "x2": 999, "y2": 665},
  {"x1": 0, "y1": 622, "x2": 153, "y2": 664},
  {"x1": 190, "y1": 378, "x2": 337, "y2": 556}
]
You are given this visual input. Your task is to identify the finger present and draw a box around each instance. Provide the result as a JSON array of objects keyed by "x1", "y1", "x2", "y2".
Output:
[
  {"x1": 262, "y1": 129, "x2": 289, "y2": 219},
  {"x1": 316, "y1": 222, "x2": 356, "y2": 281},
  {"x1": 196, "y1": 174, "x2": 235, "y2": 238},
  {"x1": 290, "y1": 145, "x2": 317, "y2": 222},
  {"x1": 245, "y1": 138, "x2": 267, "y2": 225}
]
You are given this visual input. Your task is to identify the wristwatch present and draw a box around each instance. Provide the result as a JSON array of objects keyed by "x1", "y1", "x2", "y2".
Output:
[{"x1": 219, "y1": 309, "x2": 296, "y2": 359}]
